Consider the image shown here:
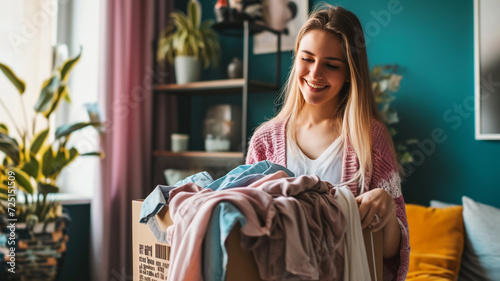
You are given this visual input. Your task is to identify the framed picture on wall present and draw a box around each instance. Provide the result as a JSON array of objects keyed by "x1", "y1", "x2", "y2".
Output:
[
  {"x1": 475, "y1": 0, "x2": 500, "y2": 140},
  {"x1": 253, "y1": 0, "x2": 308, "y2": 54}
]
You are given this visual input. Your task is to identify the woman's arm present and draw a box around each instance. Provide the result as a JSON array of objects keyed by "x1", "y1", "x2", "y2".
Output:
[
  {"x1": 383, "y1": 207, "x2": 402, "y2": 258},
  {"x1": 366, "y1": 120, "x2": 410, "y2": 280},
  {"x1": 246, "y1": 136, "x2": 264, "y2": 165}
]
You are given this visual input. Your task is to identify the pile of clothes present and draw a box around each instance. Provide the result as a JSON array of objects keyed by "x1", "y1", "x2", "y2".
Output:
[{"x1": 140, "y1": 160, "x2": 372, "y2": 281}]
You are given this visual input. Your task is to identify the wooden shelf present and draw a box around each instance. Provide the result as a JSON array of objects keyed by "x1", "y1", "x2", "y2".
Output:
[
  {"x1": 153, "y1": 150, "x2": 245, "y2": 170},
  {"x1": 213, "y1": 21, "x2": 282, "y2": 36},
  {"x1": 153, "y1": 150, "x2": 244, "y2": 159},
  {"x1": 154, "y1": 79, "x2": 278, "y2": 95}
]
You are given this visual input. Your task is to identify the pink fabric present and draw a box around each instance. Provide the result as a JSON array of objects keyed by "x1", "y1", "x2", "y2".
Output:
[
  {"x1": 93, "y1": 0, "x2": 158, "y2": 279},
  {"x1": 246, "y1": 116, "x2": 410, "y2": 281}
]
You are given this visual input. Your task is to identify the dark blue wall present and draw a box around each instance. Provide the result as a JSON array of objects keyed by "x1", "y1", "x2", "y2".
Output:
[{"x1": 178, "y1": 0, "x2": 500, "y2": 208}]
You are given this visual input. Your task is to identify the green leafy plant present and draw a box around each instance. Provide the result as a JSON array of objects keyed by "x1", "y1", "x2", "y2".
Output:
[
  {"x1": 157, "y1": 0, "x2": 221, "y2": 68},
  {"x1": 0, "y1": 49, "x2": 102, "y2": 224},
  {"x1": 371, "y1": 64, "x2": 417, "y2": 165}
]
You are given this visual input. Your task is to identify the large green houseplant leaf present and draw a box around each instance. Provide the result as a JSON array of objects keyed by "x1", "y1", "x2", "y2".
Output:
[{"x1": 0, "y1": 49, "x2": 103, "y2": 224}]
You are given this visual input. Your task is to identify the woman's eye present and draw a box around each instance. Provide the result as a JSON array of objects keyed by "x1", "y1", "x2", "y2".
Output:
[{"x1": 301, "y1": 58, "x2": 339, "y2": 70}]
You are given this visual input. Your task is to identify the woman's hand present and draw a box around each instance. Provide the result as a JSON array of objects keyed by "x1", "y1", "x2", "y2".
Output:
[
  {"x1": 355, "y1": 188, "x2": 396, "y2": 232},
  {"x1": 356, "y1": 188, "x2": 401, "y2": 258}
]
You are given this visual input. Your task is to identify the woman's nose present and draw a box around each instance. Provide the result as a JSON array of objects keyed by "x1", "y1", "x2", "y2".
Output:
[{"x1": 309, "y1": 63, "x2": 323, "y2": 80}]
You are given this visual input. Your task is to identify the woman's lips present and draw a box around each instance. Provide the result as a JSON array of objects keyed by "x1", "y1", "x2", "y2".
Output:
[{"x1": 305, "y1": 79, "x2": 328, "y2": 92}]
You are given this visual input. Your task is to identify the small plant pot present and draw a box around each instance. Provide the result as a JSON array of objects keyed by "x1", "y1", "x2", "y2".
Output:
[{"x1": 174, "y1": 56, "x2": 201, "y2": 85}]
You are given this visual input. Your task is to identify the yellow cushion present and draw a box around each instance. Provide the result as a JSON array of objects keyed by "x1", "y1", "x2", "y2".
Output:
[{"x1": 406, "y1": 204, "x2": 464, "y2": 281}]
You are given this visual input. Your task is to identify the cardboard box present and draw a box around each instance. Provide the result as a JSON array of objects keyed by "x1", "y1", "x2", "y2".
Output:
[
  {"x1": 132, "y1": 200, "x2": 172, "y2": 281},
  {"x1": 132, "y1": 199, "x2": 382, "y2": 281}
]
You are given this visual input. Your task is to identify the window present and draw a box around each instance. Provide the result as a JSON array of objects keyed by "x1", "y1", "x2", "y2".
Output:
[
  {"x1": 0, "y1": 0, "x2": 57, "y2": 142},
  {"x1": 0, "y1": 0, "x2": 101, "y2": 197},
  {"x1": 55, "y1": 0, "x2": 101, "y2": 197}
]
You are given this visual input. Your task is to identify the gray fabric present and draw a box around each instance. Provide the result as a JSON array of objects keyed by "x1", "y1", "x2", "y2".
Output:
[
  {"x1": 147, "y1": 216, "x2": 170, "y2": 243},
  {"x1": 429, "y1": 199, "x2": 459, "y2": 208},
  {"x1": 459, "y1": 196, "x2": 500, "y2": 281}
]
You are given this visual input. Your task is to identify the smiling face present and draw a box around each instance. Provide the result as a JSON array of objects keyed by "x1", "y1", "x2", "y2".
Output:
[{"x1": 296, "y1": 29, "x2": 350, "y2": 110}]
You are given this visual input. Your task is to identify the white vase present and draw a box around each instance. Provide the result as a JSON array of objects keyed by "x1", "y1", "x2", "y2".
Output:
[{"x1": 174, "y1": 56, "x2": 201, "y2": 85}]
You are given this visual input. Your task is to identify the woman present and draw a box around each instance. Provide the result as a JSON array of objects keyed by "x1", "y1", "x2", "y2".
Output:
[{"x1": 246, "y1": 5, "x2": 409, "y2": 281}]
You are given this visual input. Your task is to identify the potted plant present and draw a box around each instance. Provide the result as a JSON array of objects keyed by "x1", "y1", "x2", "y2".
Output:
[
  {"x1": 157, "y1": 0, "x2": 221, "y2": 84},
  {"x1": 0, "y1": 49, "x2": 102, "y2": 280}
]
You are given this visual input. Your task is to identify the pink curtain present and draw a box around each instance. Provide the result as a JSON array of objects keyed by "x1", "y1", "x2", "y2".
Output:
[{"x1": 91, "y1": 0, "x2": 172, "y2": 279}]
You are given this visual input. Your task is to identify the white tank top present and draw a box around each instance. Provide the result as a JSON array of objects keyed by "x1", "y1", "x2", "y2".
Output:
[{"x1": 286, "y1": 136, "x2": 344, "y2": 185}]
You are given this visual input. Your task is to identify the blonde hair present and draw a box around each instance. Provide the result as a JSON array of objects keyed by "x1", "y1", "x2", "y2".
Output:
[{"x1": 274, "y1": 4, "x2": 388, "y2": 191}]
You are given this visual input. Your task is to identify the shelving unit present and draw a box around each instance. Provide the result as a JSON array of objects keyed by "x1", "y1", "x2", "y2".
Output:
[{"x1": 150, "y1": 20, "x2": 282, "y2": 187}]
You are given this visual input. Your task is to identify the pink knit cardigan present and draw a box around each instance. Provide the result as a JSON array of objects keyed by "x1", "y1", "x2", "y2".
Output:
[{"x1": 246, "y1": 116, "x2": 409, "y2": 281}]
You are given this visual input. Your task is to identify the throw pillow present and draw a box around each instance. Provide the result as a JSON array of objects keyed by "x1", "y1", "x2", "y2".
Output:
[
  {"x1": 406, "y1": 204, "x2": 464, "y2": 281},
  {"x1": 459, "y1": 196, "x2": 500, "y2": 281},
  {"x1": 429, "y1": 200, "x2": 458, "y2": 208}
]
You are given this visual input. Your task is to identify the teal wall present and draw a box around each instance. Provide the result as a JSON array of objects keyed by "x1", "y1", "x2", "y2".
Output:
[
  {"x1": 325, "y1": 0, "x2": 500, "y2": 208},
  {"x1": 178, "y1": 0, "x2": 500, "y2": 208}
]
